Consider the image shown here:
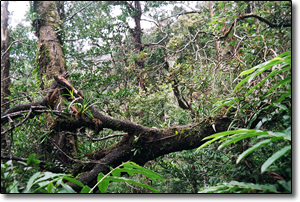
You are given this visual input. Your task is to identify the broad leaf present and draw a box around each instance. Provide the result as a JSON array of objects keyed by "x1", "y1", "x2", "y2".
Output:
[
  {"x1": 261, "y1": 145, "x2": 291, "y2": 173},
  {"x1": 26, "y1": 154, "x2": 36, "y2": 166},
  {"x1": 81, "y1": 185, "x2": 92, "y2": 193},
  {"x1": 218, "y1": 132, "x2": 268, "y2": 150},
  {"x1": 25, "y1": 172, "x2": 41, "y2": 193},
  {"x1": 63, "y1": 176, "x2": 85, "y2": 188},
  {"x1": 236, "y1": 139, "x2": 272, "y2": 164},
  {"x1": 97, "y1": 173, "x2": 109, "y2": 193}
]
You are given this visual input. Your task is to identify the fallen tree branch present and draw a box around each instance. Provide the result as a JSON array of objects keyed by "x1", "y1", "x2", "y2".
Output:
[{"x1": 1, "y1": 72, "x2": 233, "y2": 192}]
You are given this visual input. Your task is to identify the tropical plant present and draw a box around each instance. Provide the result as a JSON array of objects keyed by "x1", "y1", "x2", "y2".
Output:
[{"x1": 198, "y1": 52, "x2": 291, "y2": 193}]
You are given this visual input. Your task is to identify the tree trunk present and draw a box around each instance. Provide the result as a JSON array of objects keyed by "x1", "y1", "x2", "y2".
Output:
[
  {"x1": 128, "y1": 1, "x2": 147, "y2": 92},
  {"x1": 33, "y1": 1, "x2": 70, "y2": 166},
  {"x1": 33, "y1": 1, "x2": 66, "y2": 90},
  {"x1": 1, "y1": 1, "x2": 11, "y2": 157},
  {"x1": 1, "y1": 1, "x2": 11, "y2": 113}
]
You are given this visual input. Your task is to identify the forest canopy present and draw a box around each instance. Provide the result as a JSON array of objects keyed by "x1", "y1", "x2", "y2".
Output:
[{"x1": 1, "y1": 1, "x2": 291, "y2": 193}]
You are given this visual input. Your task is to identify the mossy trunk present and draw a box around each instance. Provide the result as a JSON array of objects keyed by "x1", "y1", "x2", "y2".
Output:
[
  {"x1": 33, "y1": 1, "x2": 70, "y2": 166},
  {"x1": 33, "y1": 1, "x2": 66, "y2": 90}
]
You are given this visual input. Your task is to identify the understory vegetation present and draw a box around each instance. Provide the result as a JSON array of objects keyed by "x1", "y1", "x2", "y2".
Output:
[{"x1": 1, "y1": 1, "x2": 291, "y2": 193}]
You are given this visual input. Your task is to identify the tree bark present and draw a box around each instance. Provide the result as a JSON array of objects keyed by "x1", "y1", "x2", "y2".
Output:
[
  {"x1": 33, "y1": 1, "x2": 66, "y2": 90},
  {"x1": 1, "y1": 1, "x2": 11, "y2": 157},
  {"x1": 33, "y1": 1, "x2": 70, "y2": 166},
  {"x1": 1, "y1": 1, "x2": 11, "y2": 113},
  {"x1": 126, "y1": 1, "x2": 147, "y2": 92}
]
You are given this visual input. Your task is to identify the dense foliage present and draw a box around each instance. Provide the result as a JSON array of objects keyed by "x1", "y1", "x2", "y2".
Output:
[{"x1": 1, "y1": 1, "x2": 291, "y2": 193}]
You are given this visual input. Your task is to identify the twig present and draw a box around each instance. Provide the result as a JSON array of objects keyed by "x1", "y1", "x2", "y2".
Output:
[
  {"x1": 175, "y1": 159, "x2": 196, "y2": 193},
  {"x1": 144, "y1": 25, "x2": 168, "y2": 47},
  {"x1": 49, "y1": 137, "x2": 106, "y2": 165},
  {"x1": 1, "y1": 95, "x2": 32, "y2": 107},
  {"x1": 1, "y1": 40, "x2": 21, "y2": 58},
  {"x1": 1, "y1": 107, "x2": 32, "y2": 135},
  {"x1": 141, "y1": 18, "x2": 159, "y2": 27},
  {"x1": 65, "y1": 2, "x2": 94, "y2": 22}
]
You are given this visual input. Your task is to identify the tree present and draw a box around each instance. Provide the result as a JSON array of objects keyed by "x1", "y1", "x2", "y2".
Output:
[
  {"x1": 1, "y1": 0, "x2": 11, "y2": 159},
  {"x1": 1, "y1": 1, "x2": 11, "y2": 113},
  {"x1": 1, "y1": 1, "x2": 291, "y2": 193}
]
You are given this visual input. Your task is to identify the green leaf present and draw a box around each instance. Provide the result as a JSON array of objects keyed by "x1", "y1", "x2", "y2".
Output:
[
  {"x1": 105, "y1": 176, "x2": 161, "y2": 193},
  {"x1": 8, "y1": 181, "x2": 20, "y2": 193},
  {"x1": 17, "y1": 161, "x2": 27, "y2": 166},
  {"x1": 237, "y1": 139, "x2": 271, "y2": 164},
  {"x1": 262, "y1": 77, "x2": 291, "y2": 99},
  {"x1": 277, "y1": 51, "x2": 291, "y2": 58},
  {"x1": 284, "y1": 55, "x2": 291, "y2": 65},
  {"x1": 63, "y1": 176, "x2": 85, "y2": 188},
  {"x1": 97, "y1": 173, "x2": 109, "y2": 193},
  {"x1": 247, "y1": 58, "x2": 283, "y2": 84},
  {"x1": 60, "y1": 181, "x2": 76, "y2": 193},
  {"x1": 37, "y1": 131, "x2": 52, "y2": 143},
  {"x1": 48, "y1": 105, "x2": 54, "y2": 118},
  {"x1": 32, "y1": 159, "x2": 40, "y2": 165},
  {"x1": 229, "y1": 181, "x2": 278, "y2": 193},
  {"x1": 47, "y1": 182, "x2": 54, "y2": 193},
  {"x1": 277, "y1": 91, "x2": 291, "y2": 103},
  {"x1": 33, "y1": 172, "x2": 64, "y2": 185},
  {"x1": 238, "y1": 60, "x2": 269, "y2": 76},
  {"x1": 245, "y1": 66, "x2": 290, "y2": 96},
  {"x1": 239, "y1": 68, "x2": 256, "y2": 76},
  {"x1": 235, "y1": 57, "x2": 284, "y2": 93},
  {"x1": 111, "y1": 169, "x2": 121, "y2": 177},
  {"x1": 218, "y1": 132, "x2": 268, "y2": 150},
  {"x1": 212, "y1": 98, "x2": 239, "y2": 113},
  {"x1": 25, "y1": 172, "x2": 41, "y2": 193},
  {"x1": 261, "y1": 145, "x2": 291, "y2": 173},
  {"x1": 81, "y1": 185, "x2": 92, "y2": 193},
  {"x1": 123, "y1": 162, "x2": 164, "y2": 182},
  {"x1": 26, "y1": 153, "x2": 36, "y2": 166},
  {"x1": 268, "y1": 130, "x2": 291, "y2": 141},
  {"x1": 233, "y1": 75, "x2": 251, "y2": 92},
  {"x1": 199, "y1": 181, "x2": 278, "y2": 193},
  {"x1": 203, "y1": 129, "x2": 254, "y2": 140},
  {"x1": 32, "y1": 67, "x2": 38, "y2": 76},
  {"x1": 197, "y1": 130, "x2": 258, "y2": 151},
  {"x1": 278, "y1": 180, "x2": 291, "y2": 193}
]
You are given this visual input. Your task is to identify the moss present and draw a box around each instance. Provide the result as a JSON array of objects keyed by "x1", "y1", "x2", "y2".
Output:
[
  {"x1": 37, "y1": 44, "x2": 51, "y2": 65},
  {"x1": 75, "y1": 171, "x2": 90, "y2": 182},
  {"x1": 46, "y1": 2, "x2": 57, "y2": 22},
  {"x1": 36, "y1": 43, "x2": 51, "y2": 89}
]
